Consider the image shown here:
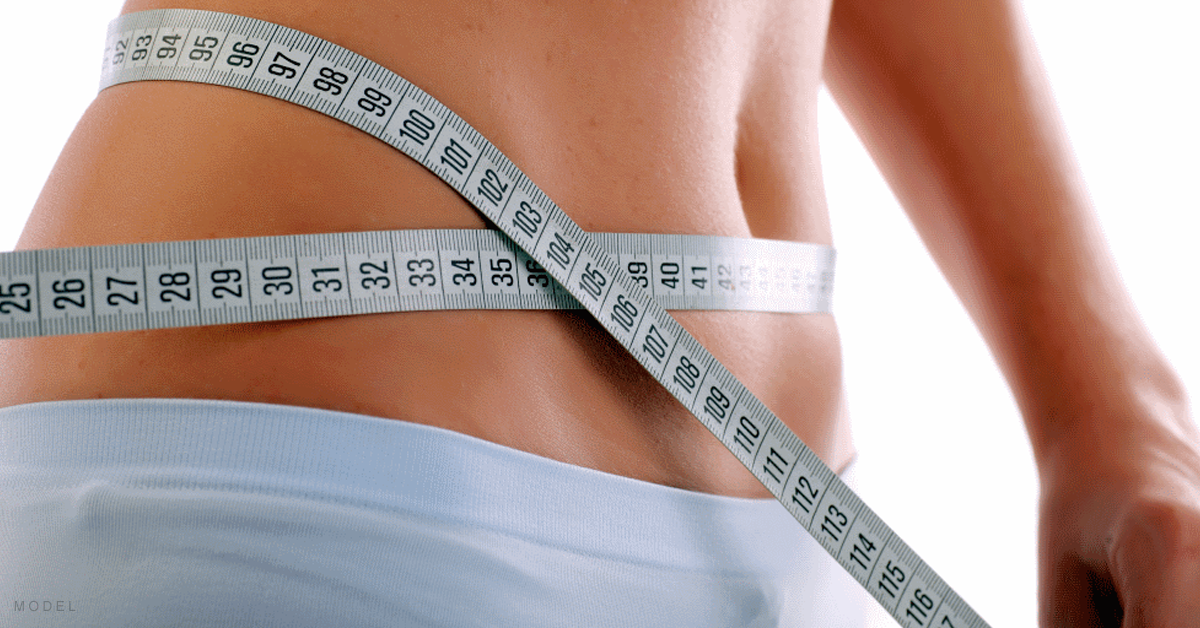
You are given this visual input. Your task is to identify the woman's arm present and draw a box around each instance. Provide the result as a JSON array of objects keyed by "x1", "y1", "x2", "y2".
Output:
[{"x1": 824, "y1": 0, "x2": 1200, "y2": 624}]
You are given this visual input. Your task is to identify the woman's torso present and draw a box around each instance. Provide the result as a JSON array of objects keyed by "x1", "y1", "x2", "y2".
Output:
[{"x1": 0, "y1": 0, "x2": 849, "y2": 497}]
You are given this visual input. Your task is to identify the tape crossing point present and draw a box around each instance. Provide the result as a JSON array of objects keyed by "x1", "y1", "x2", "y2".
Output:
[{"x1": 4, "y1": 9, "x2": 995, "y2": 627}]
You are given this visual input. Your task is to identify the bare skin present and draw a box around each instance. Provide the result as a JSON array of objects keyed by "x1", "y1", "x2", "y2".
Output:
[
  {"x1": 0, "y1": 0, "x2": 852, "y2": 497},
  {"x1": 4, "y1": 0, "x2": 1200, "y2": 623}
]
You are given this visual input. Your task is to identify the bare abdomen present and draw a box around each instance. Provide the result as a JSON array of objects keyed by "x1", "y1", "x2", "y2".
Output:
[{"x1": 0, "y1": 0, "x2": 849, "y2": 496}]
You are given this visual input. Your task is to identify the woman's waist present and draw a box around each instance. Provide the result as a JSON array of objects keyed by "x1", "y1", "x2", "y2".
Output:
[{"x1": 10, "y1": 80, "x2": 844, "y2": 495}]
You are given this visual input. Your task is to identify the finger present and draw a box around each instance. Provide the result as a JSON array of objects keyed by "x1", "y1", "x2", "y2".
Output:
[
  {"x1": 1041, "y1": 553, "x2": 1121, "y2": 628},
  {"x1": 1108, "y1": 500, "x2": 1200, "y2": 628}
]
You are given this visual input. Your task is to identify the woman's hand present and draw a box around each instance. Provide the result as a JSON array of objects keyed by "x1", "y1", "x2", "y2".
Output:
[{"x1": 1038, "y1": 407, "x2": 1200, "y2": 627}]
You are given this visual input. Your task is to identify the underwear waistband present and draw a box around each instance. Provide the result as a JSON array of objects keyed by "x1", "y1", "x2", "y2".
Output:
[{"x1": 0, "y1": 398, "x2": 850, "y2": 574}]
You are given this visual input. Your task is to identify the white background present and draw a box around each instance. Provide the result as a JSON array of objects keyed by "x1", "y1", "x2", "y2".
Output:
[{"x1": 1, "y1": 2, "x2": 1197, "y2": 627}]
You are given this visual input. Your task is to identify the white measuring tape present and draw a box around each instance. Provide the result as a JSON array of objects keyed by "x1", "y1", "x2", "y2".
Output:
[
  {"x1": 6, "y1": 9, "x2": 993, "y2": 626},
  {"x1": 0, "y1": 230, "x2": 833, "y2": 338}
]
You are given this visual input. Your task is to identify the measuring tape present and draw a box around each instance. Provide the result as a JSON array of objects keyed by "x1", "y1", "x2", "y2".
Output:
[
  {"x1": 7, "y1": 9, "x2": 993, "y2": 627},
  {"x1": 0, "y1": 230, "x2": 833, "y2": 338}
]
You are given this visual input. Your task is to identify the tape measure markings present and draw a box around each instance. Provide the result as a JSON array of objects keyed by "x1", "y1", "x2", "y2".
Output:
[
  {"x1": 0, "y1": 230, "x2": 831, "y2": 339},
  {"x1": 10, "y1": 10, "x2": 992, "y2": 627}
]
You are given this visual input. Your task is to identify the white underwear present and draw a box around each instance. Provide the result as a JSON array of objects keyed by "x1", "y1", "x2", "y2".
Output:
[{"x1": 0, "y1": 398, "x2": 872, "y2": 627}]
